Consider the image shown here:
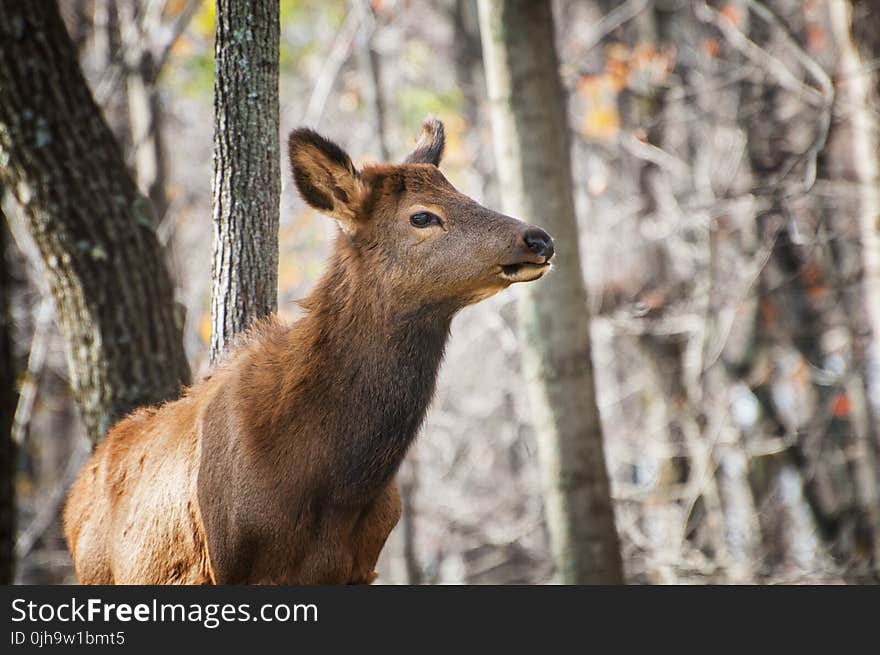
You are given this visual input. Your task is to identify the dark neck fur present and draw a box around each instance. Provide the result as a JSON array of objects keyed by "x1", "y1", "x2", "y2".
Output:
[{"x1": 287, "y1": 242, "x2": 455, "y2": 502}]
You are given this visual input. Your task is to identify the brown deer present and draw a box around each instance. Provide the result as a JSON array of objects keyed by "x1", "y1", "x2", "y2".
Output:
[{"x1": 63, "y1": 119, "x2": 555, "y2": 584}]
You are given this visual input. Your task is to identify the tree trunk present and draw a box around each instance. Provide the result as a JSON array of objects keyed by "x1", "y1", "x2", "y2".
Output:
[
  {"x1": 478, "y1": 0, "x2": 624, "y2": 584},
  {"x1": 0, "y1": 0, "x2": 191, "y2": 443},
  {"x1": 722, "y1": 0, "x2": 879, "y2": 574},
  {"x1": 739, "y1": 38, "x2": 832, "y2": 570},
  {"x1": 818, "y1": 0, "x2": 880, "y2": 573},
  {"x1": 451, "y1": 0, "x2": 484, "y2": 131},
  {"x1": 830, "y1": 0, "x2": 880, "y2": 461},
  {"x1": 210, "y1": 0, "x2": 280, "y2": 362},
  {"x1": 0, "y1": 205, "x2": 16, "y2": 584}
]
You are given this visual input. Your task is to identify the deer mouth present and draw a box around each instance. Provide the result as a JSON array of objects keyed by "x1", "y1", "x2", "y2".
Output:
[{"x1": 499, "y1": 262, "x2": 552, "y2": 283}]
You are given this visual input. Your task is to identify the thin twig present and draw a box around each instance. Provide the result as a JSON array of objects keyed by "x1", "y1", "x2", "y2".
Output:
[
  {"x1": 694, "y1": 2, "x2": 826, "y2": 107},
  {"x1": 301, "y1": 9, "x2": 363, "y2": 128},
  {"x1": 745, "y1": 0, "x2": 833, "y2": 98},
  {"x1": 11, "y1": 299, "x2": 53, "y2": 447},
  {"x1": 351, "y1": 0, "x2": 390, "y2": 160},
  {"x1": 694, "y1": 2, "x2": 833, "y2": 196},
  {"x1": 619, "y1": 132, "x2": 692, "y2": 181},
  {"x1": 96, "y1": 0, "x2": 200, "y2": 104},
  {"x1": 581, "y1": 0, "x2": 652, "y2": 52},
  {"x1": 15, "y1": 441, "x2": 90, "y2": 563},
  {"x1": 701, "y1": 232, "x2": 778, "y2": 373},
  {"x1": 153, "y1": 0, "x2": 201, "y2": 77}
]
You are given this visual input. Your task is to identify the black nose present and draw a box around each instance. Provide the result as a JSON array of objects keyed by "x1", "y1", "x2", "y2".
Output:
[{"x1": 523, "y1": 227, "x2": 555, "y2": 261}]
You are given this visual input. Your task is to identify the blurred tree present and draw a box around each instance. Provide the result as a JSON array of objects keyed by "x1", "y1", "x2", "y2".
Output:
[
  {"x1": 836, "y1": 0, "x2": 880, "y2": 454},
  {"x1": 112, "y1": 1, "x2": 200, "y2": 226},
  {"x1": 818, "y1": 0, "x2": 880, "y2": 573},
  {"x1": 0, "y1": 203, "x2": 15, "y2": 584},
  {"x1": 58, "y1": 0, "x2": 92, "y2": 53},
  {"x1": 210, "y1": 0, "x2": 280, "y2": 361},
  {"x1": 719, "y1": 0, "x2": 880, "y2": 575},
  {"x1": 450, "y1": 0, "x2": 483, "y2": 130},
  {"x1": 732, "y1": 0, "x2": 846, "y2": 569},
  {"x1": 709, "y1": 2, "x2": 804, "y2": 569},
  {"x1": 352, "y1": 0, "x2": 389, "y2": 161},
  {"x1": 478, "y1": 0, "x2": 624, "y2": 583},
  {"x1": 0, "y1": 0, "x2": 191, "y2": 443}
]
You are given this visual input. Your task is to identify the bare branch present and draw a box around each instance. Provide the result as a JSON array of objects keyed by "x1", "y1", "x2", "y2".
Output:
[
  {"x1": 11, "y1": 299, "x2": 52, "y2": 447},
  {"x1": 581, "y1": 0, "x2": 652, "y2": 52},
  {"x1": 694, "y1": 2, "x2": 826, "y2": 107},
  {"x1": 619, "y1": 132, "x2": 692, "y2": 182},
  {"x1": 15, "y1": 442, "x2": 89, "y2": 562},
  {"x1": 300, "y1": 9, "x2": 362, "y2": 128},
  {"x1": 153, "y1": 0, "x2": 201, "y2": 77}
]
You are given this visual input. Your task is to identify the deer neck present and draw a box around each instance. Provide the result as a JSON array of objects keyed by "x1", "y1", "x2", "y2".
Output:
[{"x1": 284, "y1": 243, "x2": 455, "y2": 502}]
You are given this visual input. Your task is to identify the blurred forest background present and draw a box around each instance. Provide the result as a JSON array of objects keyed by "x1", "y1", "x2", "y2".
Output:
[{"x1": 3, "y1": 0, "x2": 880, "y2": 584}]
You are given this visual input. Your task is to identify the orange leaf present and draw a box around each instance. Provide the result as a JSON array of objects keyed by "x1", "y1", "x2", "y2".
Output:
[
  {"x1": 170, "y1": 35, "x2": 193, "y2": 57},
  {"x1": 759, "y1": 299, "x2": 779, "y2": 327},
  {"x1": 577, "y1": 74, "x2": 601, "y2": 96},
  {"x1": 198, "y1": 312, "x2": 211, "y2": 346},
  {"x1": 719, "y1": 5, "x2": 741, "y2": 26},
  {"x1": 163, "y1": 0, "x2": 190, "y2": 17},
  {"x1": 806, "y1": 284, "x2": 830, "y2": 303},
  {"x1": 632, "y1": 42, "x2": 658, "y2": 67},
  {"x1": 807, "y1": 24, "x2": 828, "y2": 51},
  {"x1": 582, "y1": 106, "x2": 620, "y2": 142},
  {"x1": 801, "y1": 262, "x2": 823, "y2": 285},
  {"x1": 703, "y1": 38, "x2": 720, "y2": 58},
  {"x1": 832, "y1": 393, "x2": 851, "y2": 417},
  {"x1": 605, "y1": 42, "x2": 630, "y2": 61},
  {"x1": 605, "y1": 59, "x2": 629, "y2": 91}
]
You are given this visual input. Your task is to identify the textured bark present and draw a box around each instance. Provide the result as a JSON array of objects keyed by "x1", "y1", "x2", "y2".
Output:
[
  {"x1": 478, "y1": 0, "x2": 624, "y2": 583},
  {"x1": 210, "y1": 0, "x2": 280, "y2": 362},
  {"x1": 0, "y1": 1, "x2": 191, "y2": 443},
  {"x1": 0, "y1": 207, "x2": 15, "y2": 584}
]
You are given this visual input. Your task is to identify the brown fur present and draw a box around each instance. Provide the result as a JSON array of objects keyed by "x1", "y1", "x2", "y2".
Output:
[{"x1": 63, "y1": 120, "x2": 554, "y2": 584}]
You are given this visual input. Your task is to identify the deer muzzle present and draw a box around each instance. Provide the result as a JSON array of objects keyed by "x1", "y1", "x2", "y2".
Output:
[{"x1": 499, "y1": 225, "x2": 555, "y2": 283}]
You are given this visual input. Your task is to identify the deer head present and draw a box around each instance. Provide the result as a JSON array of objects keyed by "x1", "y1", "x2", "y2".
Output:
[{"x1": 288, "y1": 119, "x2": 554, "y2": 310}]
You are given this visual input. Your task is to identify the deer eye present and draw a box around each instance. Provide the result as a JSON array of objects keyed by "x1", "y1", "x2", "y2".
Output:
[{"x1": 410, "y1": 212, "x2": 440, "y2": 228}]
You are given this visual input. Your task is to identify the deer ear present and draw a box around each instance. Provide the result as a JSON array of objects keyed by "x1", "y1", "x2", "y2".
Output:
[
  {"x1": 288, "y1": 128, "x2": 367, "y2": 229},
  {"x1": 404, "y1": 118, "x2": 445, "y2": 166}
]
